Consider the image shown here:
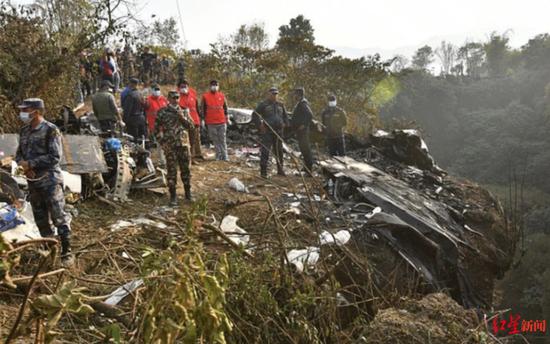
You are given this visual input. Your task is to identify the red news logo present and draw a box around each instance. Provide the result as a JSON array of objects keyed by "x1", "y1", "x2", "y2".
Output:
[{"x1": 489, "y1": 313, "x2": 547, "y2": 336}]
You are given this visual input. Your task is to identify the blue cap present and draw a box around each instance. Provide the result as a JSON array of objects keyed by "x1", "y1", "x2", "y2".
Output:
[{"x1": 17, "y1": 98, "x2": 45, "y2": 109}]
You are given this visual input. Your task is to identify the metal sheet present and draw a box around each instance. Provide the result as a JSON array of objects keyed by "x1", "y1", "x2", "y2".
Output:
[{"x1": 0, "y1": 134, "x2": 107, "y2": 174}]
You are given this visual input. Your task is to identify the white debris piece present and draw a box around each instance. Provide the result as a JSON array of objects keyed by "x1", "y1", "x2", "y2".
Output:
[
  {"x1": 104, "y1": 279, "x2": 144, "y2": 306},
  {"x1": 435, "y1": 186, "x2": 443, "y2": 194},
  {"x1": 227, "y1": 177, "x2": 249, "y2": 193},
  {"x1": 287, "y1": 247, "x2": 320, "y2": 272},
  {"x1": 319, "y1": 230, "x2": 351, "y2": 246},
  {"x1": 110, "y1": 218, "x2": 167, "y2": 232},
  {"x1": 61, "y1": 171, "x2": 82, "y2": 194},
  {"x1": 220, "y1": 215, "x2": 249, "y2": 246},
  {"x1": 366, "y1": 206, "x2": 382, "y2": 219}
]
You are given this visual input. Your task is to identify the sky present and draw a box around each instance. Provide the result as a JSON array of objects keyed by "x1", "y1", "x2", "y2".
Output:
[{"x1": 14, "y1": 0, "x2": 550, "y2": 59}]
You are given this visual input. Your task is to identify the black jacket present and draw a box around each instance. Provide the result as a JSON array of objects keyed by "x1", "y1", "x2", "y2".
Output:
[
  {"x1": 291, "y1": 98, "x2": 313, "y2": 130},
  {"x1": 122, "y1": 89, "x2": 144, "y2": 118}
]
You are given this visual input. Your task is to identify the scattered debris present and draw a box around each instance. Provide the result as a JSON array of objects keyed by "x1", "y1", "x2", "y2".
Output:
[
  {"x1": 110, "y1": 218, "x2": 168, "y2": 231},
  {"x1": 287, "y1": 247, "x2": 320, "y2": 272},
  {"x1": 321, "y1": 154, "x2": 515, "y2": 309},
  {"x1": 219, "y1": 215, "x2": 249, "y2": 246},
  {"x1": 319, "y1": 230, "x2": 351, "y2": 246},
  {"x1": 227, "y1": 177, "x2": 249, "y2": 193},
  {"x1": 104, "y1": 279, "x2": 144, "y2": 306}
]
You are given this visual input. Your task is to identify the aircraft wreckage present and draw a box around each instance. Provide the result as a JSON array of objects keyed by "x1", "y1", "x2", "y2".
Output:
[{"x1": 317, "y1": 129, "x2": 517, "y2": 312}]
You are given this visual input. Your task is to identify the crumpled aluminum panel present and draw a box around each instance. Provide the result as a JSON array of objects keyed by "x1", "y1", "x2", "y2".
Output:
[{"x1": 0, "y1": 134, "x2": 107, "y2": 174}]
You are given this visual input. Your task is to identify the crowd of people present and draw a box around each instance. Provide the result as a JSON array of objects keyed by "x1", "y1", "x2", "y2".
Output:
[
  {"x1": 14, "y1": 46, "x2": 349, "y2": 268},
  {"x1": 78, "y1": 46, "x2": 186, "y2": 102}
]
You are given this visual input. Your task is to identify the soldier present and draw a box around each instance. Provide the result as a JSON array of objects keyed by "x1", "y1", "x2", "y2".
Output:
[
  {"x1": 15, "y1": 98, "x2": 74, "y2": 266},
  {"x1": 321, "y1": 94, "x2": 348, "y2": 156},
  {"x1": 291, "y1": 87, "x2": 314, "y2": 176},
  {"x1": 154, "y1": 91, "x2": 195, "y2": 205},
  {"x1": 253, "y1": 87, "x2": 289, "y2": 178}
]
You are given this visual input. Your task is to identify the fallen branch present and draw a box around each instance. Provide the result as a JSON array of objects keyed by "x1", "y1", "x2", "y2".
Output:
[{"x1": 5, "y1": 256, "x2": 48, "y2": 344}]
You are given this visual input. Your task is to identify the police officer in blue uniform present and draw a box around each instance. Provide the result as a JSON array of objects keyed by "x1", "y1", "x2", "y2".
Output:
[{"x1": 15, "y1": 98, "x2": 74, "y2": 266}]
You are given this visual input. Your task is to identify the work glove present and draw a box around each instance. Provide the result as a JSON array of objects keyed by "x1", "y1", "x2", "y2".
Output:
[{"x1": 118, "y1": 120, "x2": 126, "y2": 128}]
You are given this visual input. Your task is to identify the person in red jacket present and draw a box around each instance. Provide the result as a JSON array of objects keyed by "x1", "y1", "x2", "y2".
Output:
[
  {"x1": 201, "y1": 80, "x2": 228, "y2": 161},
  {"x1": 145, "y1": 83, "x2": 168, "y2": 133},
  {"x1": 179, "y1": 80, "x2": 203, "y2": 161}
]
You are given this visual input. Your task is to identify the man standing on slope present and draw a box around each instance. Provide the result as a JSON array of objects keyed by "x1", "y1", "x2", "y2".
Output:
[
  {"x1": 253, "y1": 87, "x2": 289, "y2": 178},
  {"x1": 179, "y1": 80, "x2": 203, "y2": 162},
  {"x1": 321, "y1": 94, "x2": 347, "y2": 156},
  {"x1": 155, "y1": 91, "x2": 195, "y2": 205},
  {"x1": 201, "y1": 80, "x2": 229, "y2": 161},
  {"x1": 291, "y1": 87, "x2": 314, "y2": 176},
  {"x1": 144, "y1": 83, "x2": 168, "y2": 134},
  {"x1": 15, "y1": 98, "x2": 74, "y2": 266}
]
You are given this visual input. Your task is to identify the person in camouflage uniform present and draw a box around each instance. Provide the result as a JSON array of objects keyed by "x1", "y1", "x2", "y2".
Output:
[
  {"x1": 15, "y1": 98, "x2": 74, "y2": 267},
  {"x1": 253, "y1": 87, "x2": 289, "y2": 178},
  {"x1": 154, "y1": 91, "x2": 195, "y2": 205}
]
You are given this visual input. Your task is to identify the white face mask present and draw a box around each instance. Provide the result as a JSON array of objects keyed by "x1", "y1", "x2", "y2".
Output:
[
  {"x1": 328, "y1": 100, "x2": 337, "y2": 107},
  {"x1": 210, "y1": 85, "x2": 219, "y2": 92},
  {"x1": 180, "y1": 87, "x2": 188, "y2": 94},
  {"x1": 19, "y1": 111, "x2": 32, "y2": 123},
  {"x1": 153, "y1": 90, "x2": 161, "y2": 97}
]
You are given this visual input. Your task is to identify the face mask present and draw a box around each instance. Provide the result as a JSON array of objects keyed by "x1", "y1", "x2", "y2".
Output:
[
  {"x1": 180, "y1": 87, "x2": 188, "y2": 94},
  {"x1": 210, "y1": 85, "x2": 219, "y2": 92},
  {"x1": 328, "y1": 100, "x2": 337, "y2": 107},
  {"x1": 19, "y1": 111, "x2": 32, "y2": 123},
  {"x1": 153, "y1": 90, "x2": 161, "y2": 97}
]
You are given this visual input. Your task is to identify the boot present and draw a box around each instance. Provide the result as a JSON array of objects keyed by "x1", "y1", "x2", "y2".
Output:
[
  {"x1": 184, "y1": 185, "x2": 194, "y2": 202},
  {"x1": 169, "y1": 186, "x2": 178, "y2": 206},
  {"x1": 60, "y1": 236, "x2": 74, "y2": 267},
  {"x1": 260, "y1": 166, "x2": 268, "y2": 179},
  {"x1": 277, "y1": 165, "x2": 286, "y2": 176}
]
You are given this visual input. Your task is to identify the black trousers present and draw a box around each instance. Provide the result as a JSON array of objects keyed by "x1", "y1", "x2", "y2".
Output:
[
  {"x1": 296, "y1": 128, "x2": 313, "y2": 171},
  {"x1": 126, "y1": 115, "x2": 147, "y2": 140},
  {"x1": 260, "y1": 130, "x2": 284, "y2": 173},
  {"x1": 327, "y1": 136, "x2": 346, "y2": 156}
]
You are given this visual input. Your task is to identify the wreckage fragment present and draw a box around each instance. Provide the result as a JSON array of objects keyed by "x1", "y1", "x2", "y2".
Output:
[{"x1": 321, "y1": 149, "x2": 514, "y2": 311}]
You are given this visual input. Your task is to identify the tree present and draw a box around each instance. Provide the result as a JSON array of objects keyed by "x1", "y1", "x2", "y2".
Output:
[
  {"x1": 276, "y1": 14, "x2": 315, "y2": 54},
  {"x1": 457, "y1": 42, "x2": 485, "y2": 78},
  {"x1": 411, "y1": 45, "x2": 434, "y2": 71},
  {"x1": 391, "y1": 55, "x2": 409, "y2": 73},
  {"x1": 152, "y1": 17, "x2": 180, "y2": 48},
  {"x1": 521, "y1": 33, "x2": 550, "y2": 70},
  {"x1": 231, "y1": 23, "x2": 269, "y2": 50},
  {"x1": 484, "y1": 32, "x2": 511, "y2": 77},
  {"x1": 435, "y1": 41, "x2": 456, "y2": 75}
]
